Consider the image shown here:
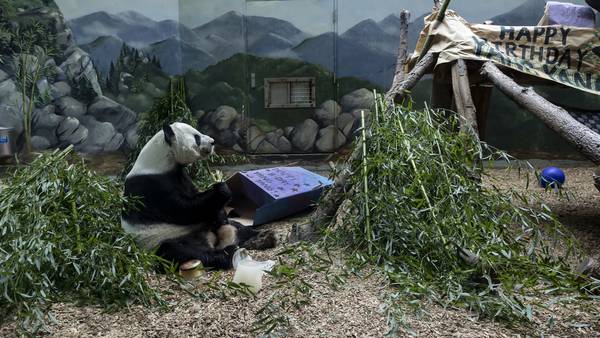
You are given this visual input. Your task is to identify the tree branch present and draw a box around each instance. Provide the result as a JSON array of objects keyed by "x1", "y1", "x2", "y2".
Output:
[
  {"x1": 451, "y1": 59, "x2": 479, "y2": 137},
  {"x1": 387, "y1": 53, "x2": 438, "y2": 105},
  {"x1": 481, "y1": 61, "x2": 600, "y2": 165},
  {"x1": 390, "y1": 10, "x2": 410, "y2": 88}
]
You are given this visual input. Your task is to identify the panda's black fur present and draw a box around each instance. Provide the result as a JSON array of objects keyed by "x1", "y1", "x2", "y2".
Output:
[
  {"x1": 122, "y1": 123, "x2": 275, "y2": 269},
  {"x1": 123, "y1": 167, "x2": 229, "y2": 228}
]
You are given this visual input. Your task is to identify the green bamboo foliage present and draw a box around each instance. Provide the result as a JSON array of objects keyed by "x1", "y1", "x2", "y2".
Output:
[
  {"x1": 331, "y1": 99, "x2": 585, "y2": 320},
  {"x1": 135, "y1": 78, "x2": 194, "y2": 150},
  {"x1": 123, "y1": 78, "x2": 246, "y2": 188},
  {"x1": 122, "y1": 78, "x2": 201, "y2": 180},
  {"x1": 11, "y1": 28, "x2": 55, "y2": 155},
  {"x1": 0, "y1": 148, "x2": 165, "y2": 333}
]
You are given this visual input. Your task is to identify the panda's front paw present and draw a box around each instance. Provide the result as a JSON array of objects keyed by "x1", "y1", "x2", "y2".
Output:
[
  {"x1": 224, "y1": 244, "x2": 239, "y2": 257},
  {"x1": 212, "y1": 182, "x2": 232, "y2": 202},
  {"x1": 224, "y1": 245, "x2": 239, "y2": 270}
]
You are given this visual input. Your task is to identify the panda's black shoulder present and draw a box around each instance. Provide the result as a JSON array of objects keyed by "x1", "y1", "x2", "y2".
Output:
[
  {"x1": 124, "y1": 166, "x2": 197, "y2": 199},
  {"x1": 124, "y1": 172, "x2": 172, "y2": 198}
]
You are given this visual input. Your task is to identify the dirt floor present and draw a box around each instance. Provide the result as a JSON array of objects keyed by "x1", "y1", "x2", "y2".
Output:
[{"x1": 1, "y1": 162, "x2": 599, "y2": 337}]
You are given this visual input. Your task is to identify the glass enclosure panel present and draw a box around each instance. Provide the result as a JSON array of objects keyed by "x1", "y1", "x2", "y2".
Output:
[{"x1": 244, "y1": 0, "x2": 337, "y2": 154}]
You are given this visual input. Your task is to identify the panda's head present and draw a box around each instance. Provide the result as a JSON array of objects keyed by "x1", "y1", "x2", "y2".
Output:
[{"x1": 163, "y1": 122, "x2": 215, "y2": 165}]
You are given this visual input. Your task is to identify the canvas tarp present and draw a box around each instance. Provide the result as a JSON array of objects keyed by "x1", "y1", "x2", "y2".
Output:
[{"x1": 410, "y1": 11, "x2": 600, "y2": 95}]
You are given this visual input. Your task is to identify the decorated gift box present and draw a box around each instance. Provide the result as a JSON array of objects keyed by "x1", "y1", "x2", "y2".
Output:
[{"x1": 225, "y1": 167, "x2": 333, "y2": 226}]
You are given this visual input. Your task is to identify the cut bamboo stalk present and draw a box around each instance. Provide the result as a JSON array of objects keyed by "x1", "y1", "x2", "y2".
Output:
[
  {"x1": 481, "y1": 61, "x2": 600, "y2": 165},
  {"x1": 360, "y1": 110, "x2": 372, "y2": 252},
  {"x1": 372, "y1": 89, "x2": 380, "y2": 124},
  {"x1": 417, "y1": 0, "x2": 452, "y2": 63},
  {"x1": 290, "y1": 7, "x2": 439, "y2": 241},
  {"x1": 294, "y1": 54, "x2": 436, "y2": 241},
  {"x1": 451, "y1": 59, "x2": 479, "y2": 137}
]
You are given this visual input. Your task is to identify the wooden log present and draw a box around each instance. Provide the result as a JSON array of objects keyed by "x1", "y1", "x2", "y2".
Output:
[
  {"x1": 470, "y1": 85, "x2": 492, "y2": 140},
  {"x1": 390, "y1": 10, "x2": 410, "y2": 89},
  {"x1": 431, "y1": 66, "x2": 453, "y2": 111},
  {"x1": 481, "y1": 61, "x2": 600, "y2": 165},
  {"x1": 451, "y1": 59, "x2": 479, "y2": 136},
  {"x1": 594, "y1": 168, "x2": 600, "y2": 192},
  {"x1": 290, "y1": 146, "x2": 361, "y2": 242},
  {"x1": 387, "y1": 53, "x2": 438, "y2": 104}
]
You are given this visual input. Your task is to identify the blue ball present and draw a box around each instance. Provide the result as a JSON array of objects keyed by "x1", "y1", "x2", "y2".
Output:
[{"x1": 540, "y1": 166, "x2": 566, "y2": 188}]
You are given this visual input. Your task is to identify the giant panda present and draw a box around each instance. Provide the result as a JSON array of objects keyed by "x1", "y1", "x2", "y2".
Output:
[{"x1": 121, "y1": 122, "x2": 275, "y2": 269}]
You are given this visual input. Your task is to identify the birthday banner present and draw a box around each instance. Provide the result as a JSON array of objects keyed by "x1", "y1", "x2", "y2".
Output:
[{"x1": 411, "y1": 11, "x2": 600, "y2": 95}]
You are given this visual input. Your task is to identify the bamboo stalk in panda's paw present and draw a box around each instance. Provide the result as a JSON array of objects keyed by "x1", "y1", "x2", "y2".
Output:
[{"x1": 210, "y1": 169, "x2": 224, "y2": 183}]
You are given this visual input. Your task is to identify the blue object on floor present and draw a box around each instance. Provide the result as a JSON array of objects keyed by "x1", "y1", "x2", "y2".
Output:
[{"x1": 540, "y1": 166, "x2": 566, "y2": 188}]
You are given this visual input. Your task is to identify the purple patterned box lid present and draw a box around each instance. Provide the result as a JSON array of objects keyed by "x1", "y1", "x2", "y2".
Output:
[
  {"x1": 239, "y1": 167, "x2": 333, "y2": 200},
  {"x1": 226, "y1": 167, "x2": 333, "y2": 225},
  {"x1": 546, "y1": 1, "x2": 596, "y2": 28}
]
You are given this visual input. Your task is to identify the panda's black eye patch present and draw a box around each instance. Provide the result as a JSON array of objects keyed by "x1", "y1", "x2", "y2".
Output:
[{"x1": 194, "y1": 134, "x2": 201, "y2": 146}]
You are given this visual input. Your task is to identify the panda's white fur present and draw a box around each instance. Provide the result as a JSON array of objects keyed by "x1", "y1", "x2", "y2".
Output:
[
  {"x1": 121, "y1": 221, "x2": 202, "y2": 250},
  {"x1": 216, "y1": 224, "x2": 238, "y2": 250},
  {"x1": 127, "y1": 122, "x2": 215, "y2": 178}
]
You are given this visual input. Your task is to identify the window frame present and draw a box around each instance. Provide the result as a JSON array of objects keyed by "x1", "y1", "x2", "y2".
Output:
[{"x1": 264, "y1": 77, "x2": 316, "y2": 109}]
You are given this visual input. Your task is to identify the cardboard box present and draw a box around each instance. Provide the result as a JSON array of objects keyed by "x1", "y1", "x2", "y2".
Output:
[{"x1": 226, "y1": 167, "x2": 333, "y2": 226}]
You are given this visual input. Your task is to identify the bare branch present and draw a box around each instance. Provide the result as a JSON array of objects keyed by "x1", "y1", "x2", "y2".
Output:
[
  {"x1": 386, "y1": 53, "x2": 437, "y2": 104},
  {"x1": 390, "y1": 10, "x2": 411, "y2": 90},
  {"x1": 451, "y1": 59, "x2": 479, "y2": 137},
  {"x1": 481, "y1": 61, "x2": 600, "y2": 165}
]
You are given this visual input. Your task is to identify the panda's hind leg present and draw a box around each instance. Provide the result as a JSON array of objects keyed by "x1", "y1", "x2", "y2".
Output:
[
  {"x1": 216, "y1": 224, "x2": 238, "y2": 249},
  {"x1": 156, "y1": 234, "x2": 237, "y2": 269},
  {"x1": 227, "y1": 221, "x2": 277, "y2": 250},
  {"x1": 242, "y1": 230, "x2": 277, "y2": 250}
]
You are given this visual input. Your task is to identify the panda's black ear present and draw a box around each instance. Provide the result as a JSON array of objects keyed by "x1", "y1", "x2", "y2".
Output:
[{"x1": 163, "y1": 123, "x2": 175, "y2": 146}]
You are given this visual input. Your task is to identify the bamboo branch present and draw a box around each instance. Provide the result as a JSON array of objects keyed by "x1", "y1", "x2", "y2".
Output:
[
  {"x1": 360, "y1": 110, "x2": 372, "y2": 253},
  {"x1": 417, "y1": 0, "x2": 452, "y2": 62},
  {"x1": 290, "y1": 3, "x2": 452, "y2": 242},
  {"x1": 292, "y1": 49, "x2": 436, "y2": 243},
  {"x1": 481, "y1": 61, "x2": 600, "y2": 165}
]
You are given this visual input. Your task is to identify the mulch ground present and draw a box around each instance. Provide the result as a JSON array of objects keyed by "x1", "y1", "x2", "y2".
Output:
[{"x1": 1, "y1": 164, "x2": 599, "y2": 337}]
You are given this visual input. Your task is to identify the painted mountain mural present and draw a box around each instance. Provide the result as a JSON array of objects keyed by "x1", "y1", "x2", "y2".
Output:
[
  {"x1": 1, "y1": 0, "x2": 594, "y2": 156},
  {"x1": 69, "y1": 10, "x2": 314, "y2": 76},
  {"x1": 80, "y1": 35, "x2": 126, "y2": 77},
  {"x1": 68, "y1": 9, "x2": 430, "y2": 88},
  {"x1": 490, "y1": 0, "x2": 548, "y2": 25},
  {"x1": 69, "y1": 11, "x2": 188, "y2": 47},
  {"x1": 148, "y1": 38, "x2": 215, "y2": 75}
]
